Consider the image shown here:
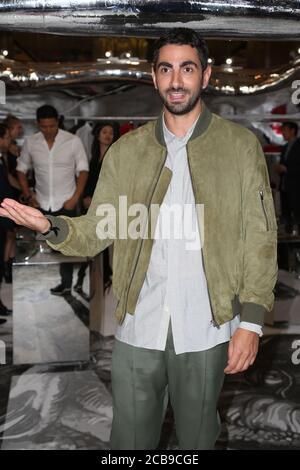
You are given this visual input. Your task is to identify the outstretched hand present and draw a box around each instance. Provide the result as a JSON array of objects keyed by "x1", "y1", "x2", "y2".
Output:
[{"x1": 0, "y1": 198, "x2": 50, "y2": 233}]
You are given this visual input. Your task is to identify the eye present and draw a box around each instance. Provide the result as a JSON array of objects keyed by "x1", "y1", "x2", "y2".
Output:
[
  {"x1": 183, "y1": 66, "x2": 194, "y2": 73},
  {"x1": 159, "y1": 66, "x2": 170, "y2": 74}
]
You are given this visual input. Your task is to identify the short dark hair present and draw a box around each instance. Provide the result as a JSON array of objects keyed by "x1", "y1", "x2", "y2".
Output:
[
  {"x1": 36, "y1": 104, "x2": 59, "y2": 121},
  {"x1": 282, "y1": 121, "x2": 298, "y2": 135},
  {"x1": 0, "y1": 123, "x2": 8, "y2": 139},
  {"x1": 152, "y1": 28, "x2": 209, "y2": 71}
]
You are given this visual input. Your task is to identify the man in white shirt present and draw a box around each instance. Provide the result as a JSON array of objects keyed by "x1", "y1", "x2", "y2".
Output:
[{"x1": 17, "y1": 105, "x2": 89, "y2": 295}]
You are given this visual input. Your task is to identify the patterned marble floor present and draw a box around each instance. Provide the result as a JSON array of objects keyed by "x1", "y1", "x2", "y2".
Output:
[
  {"x1": 1, "y1": 269, "x2": 300, "y2": 449},
  {"x1": 1, "y1": 332, "x2": 300, "y2": 450}
]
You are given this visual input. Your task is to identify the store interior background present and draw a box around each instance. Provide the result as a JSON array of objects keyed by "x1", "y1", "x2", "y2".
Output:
[{"x1": 0, "y1": 3, "x2": 300, "y2": 450}]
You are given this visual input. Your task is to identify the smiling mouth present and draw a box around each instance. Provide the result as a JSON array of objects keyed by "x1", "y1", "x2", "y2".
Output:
[{"x1": 168, "y1": 92, "x2": 186, "y2": 101}]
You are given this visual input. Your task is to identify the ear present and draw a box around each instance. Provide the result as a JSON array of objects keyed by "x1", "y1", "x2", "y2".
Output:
[
  {"x1": 202, "y1": 64, "x2": 212, "y2": 90},
  {"x1": 151, "y1": 67, "x2": 158, "y2": 90}
]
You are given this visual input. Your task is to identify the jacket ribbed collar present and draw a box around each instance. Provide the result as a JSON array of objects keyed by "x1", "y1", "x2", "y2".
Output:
[{"x1": 155, "y1": 101, "x2": 212, "y2": 147}]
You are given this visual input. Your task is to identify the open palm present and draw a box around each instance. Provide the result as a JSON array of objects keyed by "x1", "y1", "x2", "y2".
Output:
[{"x1": 0, "y1": 198, "x2": 50, "y2": 233}]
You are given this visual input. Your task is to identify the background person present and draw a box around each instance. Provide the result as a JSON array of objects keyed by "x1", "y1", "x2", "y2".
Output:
[
  {"x1": 275, "y1": 122, "x2": 300, "y2": 234},
  {"x1": 16, "y1": 104, "x2": 89, "y2": 296},
  {"x1": 75, "y1": 122, "x2": 119, "y2": 293}
]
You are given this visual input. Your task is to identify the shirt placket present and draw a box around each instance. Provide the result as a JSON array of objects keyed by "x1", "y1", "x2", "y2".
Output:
[
  {"x1": 155, "y1": 153, "x2": 172, "y2": 350},
  {"x1": 169, "y1": 139, "x2": 188, "y2": 353},
  {"x1": 49, "y1": 146, "x2": 54, "y2": 211},
  {"x1": 161, "y1": 138, "x2": 183, "y2": 352}
]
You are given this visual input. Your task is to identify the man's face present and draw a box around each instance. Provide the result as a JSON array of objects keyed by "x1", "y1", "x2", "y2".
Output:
[
  {"x1": 152, "y1": 44, "x2": 211, "y2": 116},
  {"x1": 38, "y1": 118, "x2": 59, "y2": 140},
  {"x1": 282, "y1": 125, "x2": 296, "y2": 142},
  {"x1": 0, "y1": 130, "x2": 11, "y2": 152}
]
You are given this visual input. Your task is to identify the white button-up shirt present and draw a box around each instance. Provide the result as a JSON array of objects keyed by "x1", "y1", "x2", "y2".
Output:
[
  {"x1": 116, "y1": 115, "x2": 262, "y2": 355},
  {"x1": 17, "y1": 129, "x2": 89, "y2": 212}
]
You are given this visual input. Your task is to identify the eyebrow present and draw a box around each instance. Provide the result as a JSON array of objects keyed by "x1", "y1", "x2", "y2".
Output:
[{"x1": 157, "y1": 60, "x2": 199, "y2": 69}]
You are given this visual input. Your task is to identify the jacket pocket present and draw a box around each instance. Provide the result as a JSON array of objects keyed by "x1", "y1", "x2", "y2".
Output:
[
  {"x1": 258, "y1": 186, "x2": 276, "y2": 232},
  {"x1": 259, "y1": 187, "x2": 269, "y2": 231}
]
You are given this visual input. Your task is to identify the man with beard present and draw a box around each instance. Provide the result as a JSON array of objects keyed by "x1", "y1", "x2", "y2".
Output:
[{"x1": 0, "y1": 29, "x2": 277, "y2": 449}]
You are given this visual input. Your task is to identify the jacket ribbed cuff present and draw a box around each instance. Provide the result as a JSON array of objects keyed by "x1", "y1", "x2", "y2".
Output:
[
  {"x1": 240, "y1": 302, "x2": 266, "y2": 327},
  {"x1": 40, "y1": 215, "x2": 69, "y2": 244}
]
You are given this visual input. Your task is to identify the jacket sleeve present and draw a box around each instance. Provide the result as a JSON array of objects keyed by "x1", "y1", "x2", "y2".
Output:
[
  {"x1": 238, "y1": 136, "x2": 278, "y2": 326},
  {"x1": 44, "y1": 144, "x2": 119, "y2": 257}
]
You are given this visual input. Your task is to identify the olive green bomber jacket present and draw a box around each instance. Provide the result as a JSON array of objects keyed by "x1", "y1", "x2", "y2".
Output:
[{"x1": 45, "y1": 105, "x2": 278, "y2": 327}]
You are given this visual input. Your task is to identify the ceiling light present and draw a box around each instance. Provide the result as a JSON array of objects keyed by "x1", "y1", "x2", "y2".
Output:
[
  {"x1": 105, "y1": 51, "x2": 112, "y2": 58},
  {"x1": 2, "y1": 50, "x2": 8, "y2": 57},
  {"x1": 226, "y1": 58, "x2": 233, "y2": 65}
]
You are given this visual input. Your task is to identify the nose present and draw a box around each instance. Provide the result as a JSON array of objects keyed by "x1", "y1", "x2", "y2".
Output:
[{"x1": 170, "y1": 68, "x2": 183, "y2": 90}]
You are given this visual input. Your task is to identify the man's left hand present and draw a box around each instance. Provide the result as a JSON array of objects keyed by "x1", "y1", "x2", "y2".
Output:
[
  {"x1": 63, "y1": 196, "x2": 78, "y2": 211},
  {"x1": 224, "y1": 328, "x2": 259, "y2": 374}
]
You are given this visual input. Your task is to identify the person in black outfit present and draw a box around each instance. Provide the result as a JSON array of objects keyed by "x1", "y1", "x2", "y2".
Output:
[
  {"x1": 1, "y1": 115, "x2": 23, "y2": 282},
  {"x1": 275, "y1": 122, "x2": 300, "y2": 233},
  {"x1": 0, "y1": 124, "x2": 14, "y2": 319},
  {"x1": 74, "y1": 122, "x2": 119, "y2": 293}
]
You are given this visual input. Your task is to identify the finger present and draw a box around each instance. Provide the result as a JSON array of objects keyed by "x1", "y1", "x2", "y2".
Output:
[
  {"x1": 249, "y1": 353, "x2": 258, "y2": 366},
  {"x1": 1, "y1": 204, "x2": 29, "y2": 226},
  {"x1": 241, "y1": 360, "x2": 252, "y2": 372},
  {"x1": 234, "y1": 359, "x2": 252, "y2": 374},
  {"x1": 225, "y1": 357, "x2": 247, "y2": 374},
  {"x1": 225, "y1": 348, "x2": 243, "y2": 371},
  {"x1": 0, "y1": 207, "x2": 20, "y2": 223},
  {"x1": 2, "y1": 199, "x2": 39, "y2": 217},
  {"x1": 0, "y1": 207, "x2": 10, "y2": 217},
  {"x1": 0, "y1": 205, "x2": 22, "y2": 223},
  {"x1": 228, "y1": 352, "x2": 255, "y2": 374},
  {"x1": 225, "y1": 350, "x2": 248, "y2": 374},
  {"x1": 1, "y1": 200, "x2": 36, "y2": 222},
  {"x1": 18, "y1": 203, "x2": 41, "y2": 217},
  {"x1": 2, "y1": 198, "x2": 25, "y2": 211},
  {"x1": 1, "y1": 202, "x2": 27, "y2": 220}
]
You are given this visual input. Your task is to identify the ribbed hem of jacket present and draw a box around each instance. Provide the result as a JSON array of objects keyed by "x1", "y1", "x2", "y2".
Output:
[
  {"x1": 40, "y1": 215, "x2": 69, "y2": 244},
  {"x1": 240, "y1": 302, "x2": 266, "y2": 326}
]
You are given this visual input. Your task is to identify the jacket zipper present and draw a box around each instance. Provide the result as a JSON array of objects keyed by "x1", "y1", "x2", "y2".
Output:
[
  {"x1": 259, "y1": 187, "x2": 269, "y2": 231},
  {"x1": 124, "y1": 151, "x2": 168, "y2": 313},
  {"x1": 187, "y1": 149, "x2": 220, "y2": 328}
]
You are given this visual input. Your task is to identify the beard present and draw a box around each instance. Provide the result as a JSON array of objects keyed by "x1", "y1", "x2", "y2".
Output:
[{"x1": 158, "y1": 84, "x2": 202, "y2": 116}]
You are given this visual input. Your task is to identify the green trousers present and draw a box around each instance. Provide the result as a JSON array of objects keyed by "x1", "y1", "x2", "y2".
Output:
[{"x1": 110, "y1": 325, "x2": 228, "y2": 450}]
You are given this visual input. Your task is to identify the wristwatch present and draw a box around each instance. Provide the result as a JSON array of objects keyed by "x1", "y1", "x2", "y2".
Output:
[{"x1": 41, "y1": 217, "x2": 60, "y2": 237}]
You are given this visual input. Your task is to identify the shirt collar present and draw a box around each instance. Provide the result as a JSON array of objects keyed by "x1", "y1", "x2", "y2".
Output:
[
  {"x1": 163, "y1": 113, "x2": 200, "y2": 145},
  {"x1": 39, "y1": 128, "x2": 61, "y2": 142}
]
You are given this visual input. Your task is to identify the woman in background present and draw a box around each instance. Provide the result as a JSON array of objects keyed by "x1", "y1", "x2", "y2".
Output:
[
  {"x1": 74, "y1": 122, "x2": 119, "y2": 293},
  {"x1": 2, "y1": 114, "x2": 23, "y2": 194},
  {"x1": 1, "y1": 115, "x2": 23, "y2": 283}
]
